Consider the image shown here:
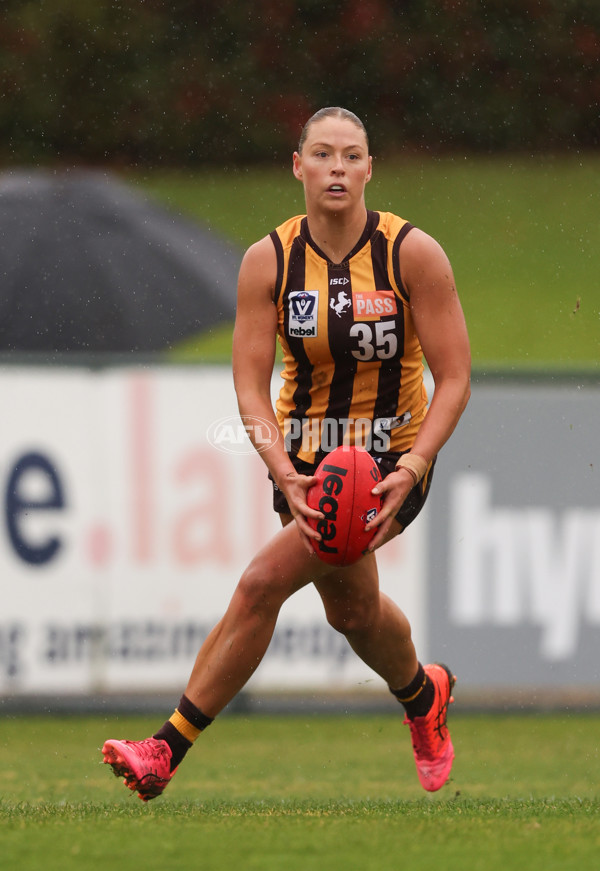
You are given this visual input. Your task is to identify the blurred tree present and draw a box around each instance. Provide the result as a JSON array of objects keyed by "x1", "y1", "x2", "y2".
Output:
[{"x1": 0, "y1": 0, "x2": 598, "y2": 166}]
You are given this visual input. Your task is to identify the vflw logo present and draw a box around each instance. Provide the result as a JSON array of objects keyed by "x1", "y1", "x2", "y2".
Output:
[{"x1": 289, "y1": 290, "x2": 318, "y2": 337}]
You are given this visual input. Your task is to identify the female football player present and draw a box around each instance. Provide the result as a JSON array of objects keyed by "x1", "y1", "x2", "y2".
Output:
[{"x1": 102, "y1": 107, "x2": 471, "y2": 800}]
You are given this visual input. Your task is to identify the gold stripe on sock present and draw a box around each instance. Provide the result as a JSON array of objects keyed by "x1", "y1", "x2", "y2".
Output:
[
  {"x1": 395, "y1": 674, "x2": 427, "y2": 704},
  {"x1": 169, "y1": 709, "x2": 202, "y2": 743}
]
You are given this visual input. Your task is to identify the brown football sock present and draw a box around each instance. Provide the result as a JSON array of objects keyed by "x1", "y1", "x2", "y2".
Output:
[
  {"x1": 389, "y1": 662, "x2": 435, "y2": 719},
  {"x1": 153, "y1": 694, "x2": 214, "y2": 770}
]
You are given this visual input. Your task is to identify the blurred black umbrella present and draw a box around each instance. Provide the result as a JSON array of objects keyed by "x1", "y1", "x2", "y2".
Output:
[{"x1": 0, "y1": 169, "x2": 241, "y2": 353}]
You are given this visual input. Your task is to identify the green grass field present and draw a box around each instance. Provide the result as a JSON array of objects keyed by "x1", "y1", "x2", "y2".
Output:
[
  {"x1": 131, "y1": 154, "x2": 600, "y2": 371},
  {"x1": 1, "y1": 712, "x2": 599, "y2": 870}
]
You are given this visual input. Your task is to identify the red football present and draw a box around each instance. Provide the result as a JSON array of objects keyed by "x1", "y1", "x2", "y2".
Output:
[{"x1": 306, "y1": 446, "x2": 382, "y2": 566}]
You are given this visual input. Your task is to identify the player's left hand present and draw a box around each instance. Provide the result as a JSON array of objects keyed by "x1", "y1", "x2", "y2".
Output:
[{"x1": 364, "y1": 468, "x2": 415, "y2": 551}]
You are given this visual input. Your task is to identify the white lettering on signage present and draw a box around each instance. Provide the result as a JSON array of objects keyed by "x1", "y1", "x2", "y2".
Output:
[
  {"x1": 449, "y1": 474, "x2": 600, "y2": 660},
  {"x1": 0, "y1": 620, "x2": 353, "y2": 681}
]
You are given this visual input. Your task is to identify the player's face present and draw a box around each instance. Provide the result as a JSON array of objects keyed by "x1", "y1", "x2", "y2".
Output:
[{"x1": 293, "y1": 117, "x2": 372, "y2": 214}]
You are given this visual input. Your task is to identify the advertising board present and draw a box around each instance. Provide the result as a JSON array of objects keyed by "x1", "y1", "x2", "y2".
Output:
[
  {"x1": 3, "y1": 367, "x2": 597, "y2": 703},
  {"x1": 429, "y1": 379, "x2": 600, "y2": 692}
]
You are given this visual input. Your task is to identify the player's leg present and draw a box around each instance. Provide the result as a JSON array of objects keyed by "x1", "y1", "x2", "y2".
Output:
[
  {"x1": 102, "y1": 519, "x2": 329, "y2": 800},
  {"x1": 312, "y1": 521, "x2": 418, "y2": 689},
  {"x1": 313, "y1": 520, "x2": 455, "y2": 792},
  {"x1": 181, "y1": 520, "x2": 326, "y2": 717}
]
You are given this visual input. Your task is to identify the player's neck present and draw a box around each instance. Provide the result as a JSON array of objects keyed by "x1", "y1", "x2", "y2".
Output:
[{"x1": 306, "y1": 205, "x2": 368, "y2": 265}]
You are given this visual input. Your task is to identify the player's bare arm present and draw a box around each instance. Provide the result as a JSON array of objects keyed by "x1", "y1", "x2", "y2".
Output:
[
  {"x1": 404, "y1": 229, "x2": 471, "y2": 460},
  {"x1": 367, "y1": 229, "x2": 471, "y2": 548},
  {"x1": 232, "y1": 236, "x2": 323, "y2": 547}
]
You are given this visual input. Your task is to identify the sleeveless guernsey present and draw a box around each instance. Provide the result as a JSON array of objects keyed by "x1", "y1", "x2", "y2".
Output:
[{"x1": 270, "y1": 209, "x2": 428, "y2": 464}]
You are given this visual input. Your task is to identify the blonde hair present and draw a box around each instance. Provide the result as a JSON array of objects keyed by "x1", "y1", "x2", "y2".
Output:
[{"x1": 298, "y1": 107, "x2": 369, "y2": 153}]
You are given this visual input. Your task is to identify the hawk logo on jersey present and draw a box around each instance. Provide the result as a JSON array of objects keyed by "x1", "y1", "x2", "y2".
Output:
[
  {"x1": 289, "y1": 290, "x2": 318, "y2": 337},
  {"x1": 330, "y1": 291, "x2": 352, "y2": 318}
]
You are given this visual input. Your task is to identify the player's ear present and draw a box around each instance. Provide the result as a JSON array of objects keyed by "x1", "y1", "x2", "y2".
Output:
[
  {"x1": 293, "y1": 152, "x2": 303, "y2": 181},
  {"x1": 365, "y1": 155, "x2": 372, "y2": 183}
]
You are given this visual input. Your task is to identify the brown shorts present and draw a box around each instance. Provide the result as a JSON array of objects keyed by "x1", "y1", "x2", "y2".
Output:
[{"x1": 269, "y1": 450, "x2": 436, "y2": 532}]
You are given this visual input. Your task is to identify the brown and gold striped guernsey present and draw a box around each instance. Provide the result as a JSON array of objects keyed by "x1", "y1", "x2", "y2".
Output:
[{"x1": 270, "y1": 210, "x2": 428, "y2": 464}]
